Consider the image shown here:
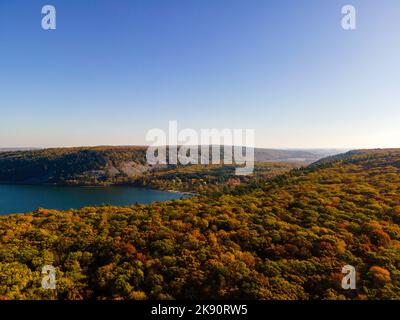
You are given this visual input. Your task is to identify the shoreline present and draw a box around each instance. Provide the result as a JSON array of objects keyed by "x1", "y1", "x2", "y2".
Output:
[{"x1": 0, "y1": 181, "x2": 199, "y2": 195}]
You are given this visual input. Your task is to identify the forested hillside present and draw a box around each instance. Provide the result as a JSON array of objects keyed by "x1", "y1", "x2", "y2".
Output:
[
  {"x1": 0, "y1": 147, "x2": 328, "y2": 187},
  {"x1": 0, "y1": 147, "x2": 149, "y2": 185},
  {"x1": 0, "y1": 149, "x2": 399, "y2": 300},
  {"x1": 0, "y1": 147, "x2": 302, "y2": 193},
  {"x1": 135, "y1": 162, "x2": 301, "y2": 194}
]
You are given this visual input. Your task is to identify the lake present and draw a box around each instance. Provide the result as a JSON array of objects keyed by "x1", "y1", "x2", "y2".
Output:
[{"x1": 0, "y1": 184, "x2": 188, "y2": 215}]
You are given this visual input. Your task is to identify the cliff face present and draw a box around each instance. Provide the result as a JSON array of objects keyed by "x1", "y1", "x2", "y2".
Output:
[{"x1": 0, "y1": 147, "x2": 150, "y2": 185}]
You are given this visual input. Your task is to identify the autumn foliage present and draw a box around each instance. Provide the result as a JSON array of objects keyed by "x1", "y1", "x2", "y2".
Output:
[{"x1": 0, "y1": 149, "x2": 400, "y2": 300}]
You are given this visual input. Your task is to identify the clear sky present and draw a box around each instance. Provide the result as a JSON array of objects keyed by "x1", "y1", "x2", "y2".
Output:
[{"x1": 1, "y1": 0, "x2": 399, "y2": 149}]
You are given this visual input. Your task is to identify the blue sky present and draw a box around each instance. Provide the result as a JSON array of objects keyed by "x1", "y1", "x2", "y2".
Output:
[{"x1": 1, "y1": 0, "x2": 399, "y2": 148}]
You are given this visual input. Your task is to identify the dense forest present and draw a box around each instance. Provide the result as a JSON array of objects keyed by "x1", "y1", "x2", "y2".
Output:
[
  {"x1": 135, "y1": 162, "x2": 301, "y2": 194},
  {"x1": 0, "y1": 149, "x2": 399, "y2": 300}
]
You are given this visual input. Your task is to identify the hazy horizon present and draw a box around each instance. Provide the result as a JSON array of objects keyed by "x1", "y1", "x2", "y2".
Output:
[{"x1": 0, "y1": 144, "x2": 372, "y2": 152}]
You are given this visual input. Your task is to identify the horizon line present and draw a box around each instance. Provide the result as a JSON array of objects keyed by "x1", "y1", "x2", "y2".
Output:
[{"x1": 1, "y1": 144, "x2": 399, "y2": 151}]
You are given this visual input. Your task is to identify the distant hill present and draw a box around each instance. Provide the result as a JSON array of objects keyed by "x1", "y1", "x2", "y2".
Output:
[
  {"x1": 0, "y1": 148, "x2": 39, "y2": 152},
  {"x1": 310, "y1": 148, "x2": 400, "y2": 168},
  {"x1": 253, "y1": 148, "x2": 343, "y2": 163},
  {"x1": 0, "y1": 146, "x2": 343, "y2": 185}
]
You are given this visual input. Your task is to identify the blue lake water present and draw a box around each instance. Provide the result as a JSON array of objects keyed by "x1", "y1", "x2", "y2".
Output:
[{"x1": 0, "y1": 184, "x2": 188, "y2": 215}]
